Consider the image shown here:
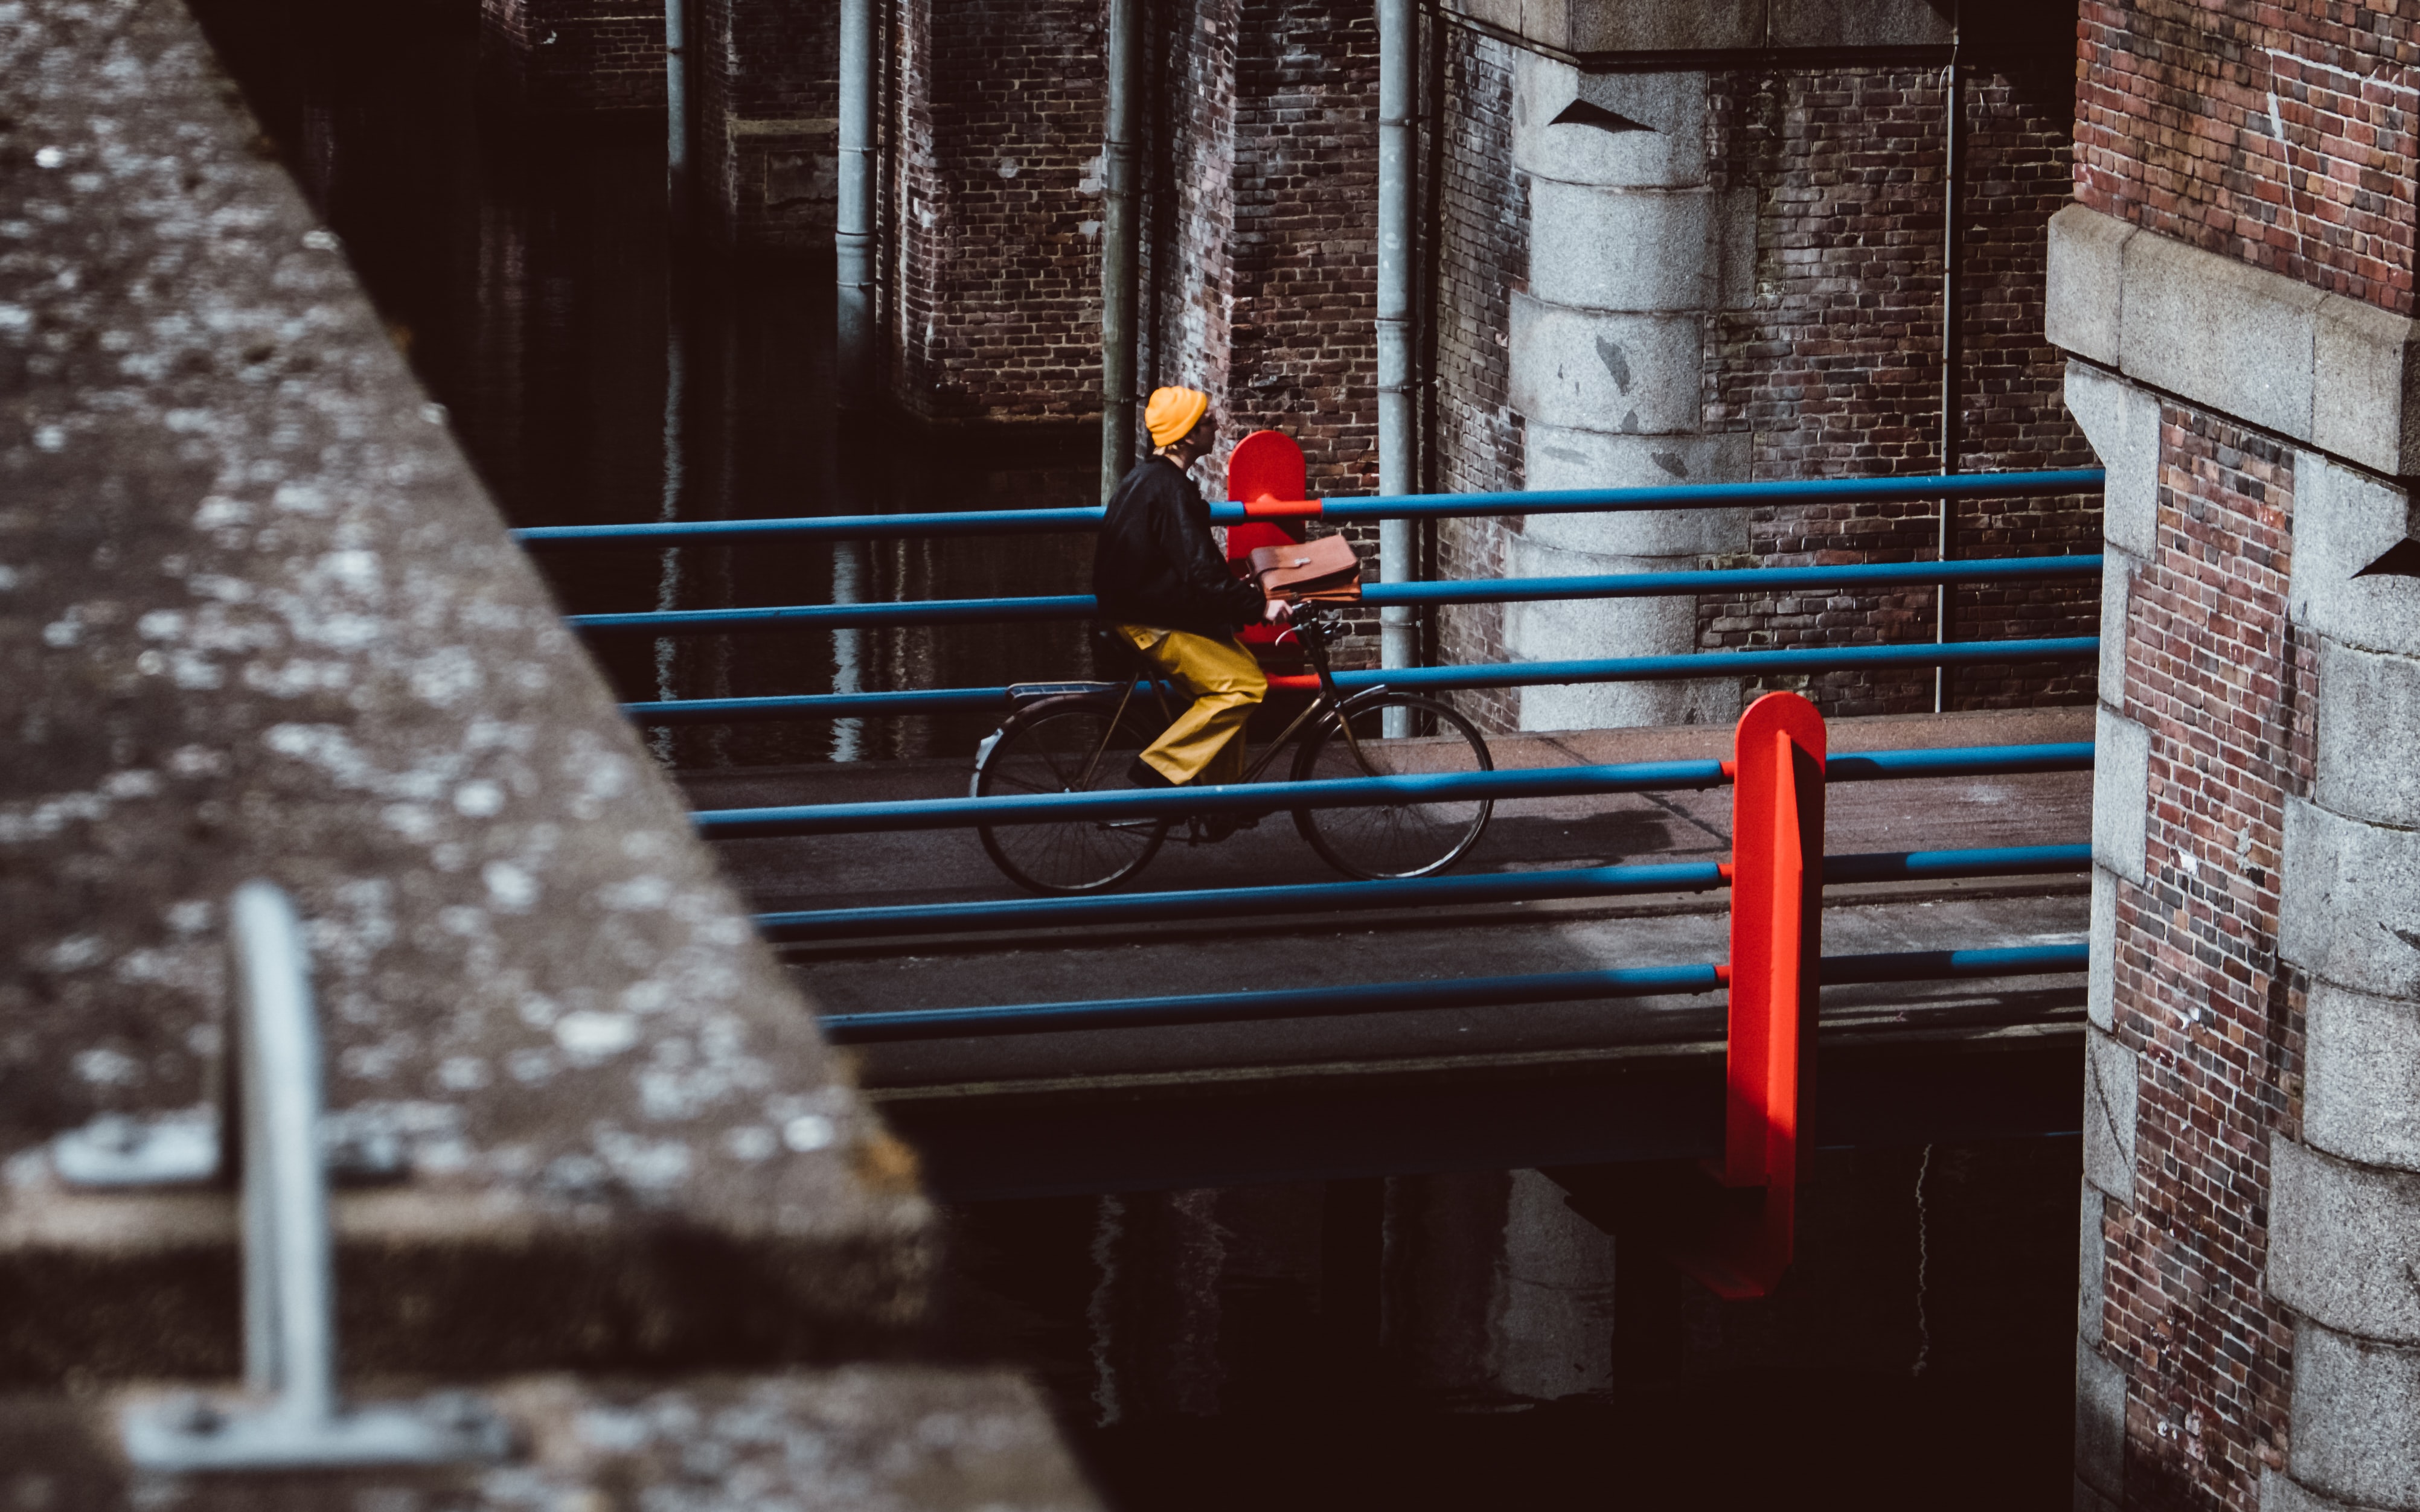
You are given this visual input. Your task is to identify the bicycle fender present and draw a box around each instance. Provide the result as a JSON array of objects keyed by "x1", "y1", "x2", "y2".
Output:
[{"x1": 1330, "y1": 684, "x2": 1398, "y2": 719}]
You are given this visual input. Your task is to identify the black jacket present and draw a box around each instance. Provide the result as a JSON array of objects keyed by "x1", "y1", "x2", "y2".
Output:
[{"x1": 1091, "y1": 458, "x2": 1265, "y2": 636}]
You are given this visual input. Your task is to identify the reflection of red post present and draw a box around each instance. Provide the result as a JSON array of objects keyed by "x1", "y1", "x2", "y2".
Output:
[
  {"x1": 1680, "y1": 691, "x2": 1825, "y2": 1300},
  {"x1": 1225, "y1": 431, "x2": 1313, "y2": 649}
]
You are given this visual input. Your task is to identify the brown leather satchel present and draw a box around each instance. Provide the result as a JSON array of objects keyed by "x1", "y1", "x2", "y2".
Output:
[{"x1": 1246, "y1": 534, "x2": 1363, "y2": 602}]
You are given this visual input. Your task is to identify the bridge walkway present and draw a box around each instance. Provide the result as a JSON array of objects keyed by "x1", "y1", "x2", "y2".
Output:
[{"x1": 682, "y1": 706, "x2": 2093, "y2": 1198}]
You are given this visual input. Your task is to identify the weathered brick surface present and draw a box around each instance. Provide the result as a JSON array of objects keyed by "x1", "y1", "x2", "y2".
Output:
[
  {"x1": 481, "y1": 0, "x2": 667, "y2": 113},
  {"x1": 694, "y1": 0, "x2": 840, "y2": 247},
  {"x1": 2076, "y1": 1, "x2": 2420, "y2": 317},
  {"x1": 889, "y1": 0, "x2": 1106, "y2": 419},
  {"x1": 871, "y1": 8, "x2": 2095, "y2": 709},
  {"x1": 1706, "y1": 65, "x2": 2099, "y2": 718},
  {"x1": 1424, "y1": 44, "x2": 2095, "y2": 729},
  {"x1": 2095, "y1": 403, "x2": 2314, "y2": 1510},
  {"x1": 1429, "y1": 22, "x2": 1523, "y2": 732}
]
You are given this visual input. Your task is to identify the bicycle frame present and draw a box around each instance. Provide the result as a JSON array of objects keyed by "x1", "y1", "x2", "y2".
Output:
[{"x1": 1060, "y1": 611, "x2": 1396, "y2": 796}]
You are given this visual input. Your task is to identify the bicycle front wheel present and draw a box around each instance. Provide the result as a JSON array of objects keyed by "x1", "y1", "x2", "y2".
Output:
[
  {"x1": 975, "y1": 695, "x2": 1170, "y2": 894},
  {"x1": 1290, "y1": 693, "x2": 1493, "y2": 879}
]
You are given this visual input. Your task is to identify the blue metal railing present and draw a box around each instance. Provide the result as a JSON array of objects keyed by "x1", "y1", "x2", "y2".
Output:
[
  {"x1": 637, "y1": 638, "x2": 2101, "y2": 726},
  {"x1": 569, "y1": 555, "x2": 2104, "y2": 636},
  {"x1": 513, "y1": 468, "x2": 2105, "y2": 547},
  {"x1": 817, "y1": 942, "x2": 2090, "y2": 1044},
  {"x1": 758, "y1": 844, "x2": 2090, "y2": 942},
  {"x1": 694, "y1": 742, "x2": 2093, "y2": 840}
]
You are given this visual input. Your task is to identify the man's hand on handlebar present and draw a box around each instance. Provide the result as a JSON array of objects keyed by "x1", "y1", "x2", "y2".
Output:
[{"x1": 1261, "y1": 595, "x2": 1293, "y2": 625}]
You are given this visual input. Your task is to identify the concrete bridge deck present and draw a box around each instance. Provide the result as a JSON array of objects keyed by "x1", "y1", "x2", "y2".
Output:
[{"x1": 682, "y1": 706, "x2": 2095, "y2": 1198}]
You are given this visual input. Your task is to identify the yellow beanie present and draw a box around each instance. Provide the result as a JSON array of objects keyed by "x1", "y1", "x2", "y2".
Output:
[{"x1": 1145, "y1": 386, "x2": 1210, "y2": 449}]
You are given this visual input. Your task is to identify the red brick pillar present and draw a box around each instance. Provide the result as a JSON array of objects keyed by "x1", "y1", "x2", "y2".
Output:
[{"x1": 2053, "y1": 10, "x2": 2420, "y2": 1508}]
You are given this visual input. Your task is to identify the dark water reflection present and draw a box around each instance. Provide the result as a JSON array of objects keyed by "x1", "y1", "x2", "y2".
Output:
[{"x1": 189, "y1": 0, "x2": 1096, "y2": 767}]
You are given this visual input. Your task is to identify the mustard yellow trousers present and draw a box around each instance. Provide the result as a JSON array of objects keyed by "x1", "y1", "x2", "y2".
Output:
[{"x1": 1118, "y1": 625, "x2": 1268, "y2": 786}]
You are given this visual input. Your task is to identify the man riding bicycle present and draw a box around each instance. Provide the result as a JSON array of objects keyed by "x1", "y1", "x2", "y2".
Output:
[{"x1": 1092, "y1": 386, "x2": 1292, "y2": 792}]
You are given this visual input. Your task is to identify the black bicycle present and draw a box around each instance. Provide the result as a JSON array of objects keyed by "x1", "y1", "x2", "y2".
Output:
[{"x1": 970, "y1": 607, "x2": 1494, "y2": 893}]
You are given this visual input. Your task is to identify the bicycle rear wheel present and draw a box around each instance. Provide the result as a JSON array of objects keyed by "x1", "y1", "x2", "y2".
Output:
[
  {"x1": 1290, "y1": 693, "x2": 1493, "y2": 879},
  {"x1": 975, "y1": 695, "x2": 1170, "y2": 894}
]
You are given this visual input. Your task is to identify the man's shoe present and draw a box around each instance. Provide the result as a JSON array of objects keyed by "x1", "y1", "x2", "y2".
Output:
[
  {"x1": 1198, "y1": 812, "x2": 1261, "y2": 843},
  {"x1": 1125, "y1": 756, "x2": 1178, "y2": 789}
]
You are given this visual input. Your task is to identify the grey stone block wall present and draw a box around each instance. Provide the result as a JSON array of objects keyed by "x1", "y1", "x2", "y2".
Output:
[
  {"x1": 1501, "y1": 50, "x2": 1746, "y2": 730},
  {"x1": 2288, "y1": 1322, "x2": 2420, "y2": 1510}
]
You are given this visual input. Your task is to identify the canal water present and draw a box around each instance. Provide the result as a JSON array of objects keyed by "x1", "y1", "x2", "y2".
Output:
[{"x1": 187, "y1": 4, "x2": 2080, "y2": 1505}]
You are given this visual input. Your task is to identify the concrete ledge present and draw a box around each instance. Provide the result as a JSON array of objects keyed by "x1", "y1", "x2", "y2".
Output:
[
  {"x1": 1507, "y1": 296, "x2": 1705, "y2": 434},
  {"x1": 2091, "y1": 707, "x2": 2151, "y2": 884},
  {"x1": 2281, "y1": 797, "x2": 2420, "y2": 999},
  {"x1": 2306, "y1": 980, "x2": 2420, "y2": 1173},
  {"x1": 0, "y1": 0, "x2": 928, "y2": 1378},
  {"x1": 2289, "y1": 454, "x2": 2420, "y2": 658},
  {"x1": 2270, "y1": 1136, "x2": 2420, "y2": 1344},
  {"x1": 2290, "y1": 1319, "x2": 2420, "y2": 1510},
  {"x1": 1457, "y1": 0, "x2": 1950, "y2": 56},
  {"x1": 1528, "y1": 181, "x2": 1751, "y2": 313},
  {"x1": 2047, "y1": 204, "x2": 2420, "y2": 477},
  {"x1": 0, "y1": 1368, "x2": 1101, "y2": 1510},
  {"x1": 2062, "y1": 363, "x2": 2160, "y2": 559},
  {"x1": 2082, "y1": 1027, "x2": 2138, "y2": 1204},
  {"x1": 2096, "y1": 552, "x2": 2137, "y2": 704},
  {"x1": 2078, "y1": 1177, "x2": 2107, "y2": 1344},
  {"x1": 2264, "y1": 1467, "x2": 2396, "y2": 1512},
  {"x1": 2075, "y1": 1334, "x2": 2128, "y2": 1502},
  {"x1": 2087, "y1": 866, "x2": 2118, "y2": 1032},
  {"x1": 2315, "y1": 637, "x2": 2420, "y2": 828},
  {"x1": 1511, "y1": 54, "x2": 1710, "y2": 189}
]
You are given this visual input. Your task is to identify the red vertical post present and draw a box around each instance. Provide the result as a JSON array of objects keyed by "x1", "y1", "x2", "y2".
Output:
[{"x1": 1682, "y1": 691, "x2": 1825, "y2": 1298}]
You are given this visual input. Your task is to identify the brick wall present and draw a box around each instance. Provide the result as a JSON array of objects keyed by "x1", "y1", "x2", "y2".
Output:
[
  {"x1": 694, "y1": 0, "x2": 839, "y2": 248},
  {"x1": 1703, "y1": 63, "x2": 2099, "y2": 718},
  {"x1": 1417, "y1": 30, "x2": 2094, "y2": 730},
  {"x1": 1141, "y1": 0, "x2": 1240, "y2": 425},
  {"x1": 889, "y1": 0, "x2": 1106, "y2": 419},
  {"x1": 480, "y1": 0, "x2": 666, "y2": 113},
  {"x1": 2095, "y1": 401, "x2": 2314, "y2": 1510},
  {"x1": 2076, "y1": 1, "x2": 2420, "y2": 317},
  {"x1": 1427, "y1": 21, "x2": 1523, "y2": 731}
]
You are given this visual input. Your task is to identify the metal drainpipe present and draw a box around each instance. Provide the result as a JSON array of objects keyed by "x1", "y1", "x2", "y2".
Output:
[
  {"x1": 837, "y1": 0, "x2": 876, "y2": 406},
  {"x1": 1100, "y1": 0, "x2": 1142, "y2": 502},
  {"x1": 1934, "y1": 28, "x2": 1963, "y2": 713},
  {"x1": 1376, "y1": 0, "x2": 1415, "y2": 735},
  {"x1": 664, "y1": 0, "x2": 688, "y2": 229}
]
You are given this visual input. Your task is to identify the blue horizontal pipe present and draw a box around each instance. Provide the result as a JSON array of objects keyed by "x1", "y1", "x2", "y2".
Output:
[
  {"x1": 627, "y1": 636, "x2": 2099, "y2": 724},
  {"x1": 816, "y1": 940, "x2": 2090, "y2": 1042},
  {"x1": 1823, "y1": 742, "x2": 2094, "y2": 782},
  {"x1": 698, "y1": 744, "x2": 2090, "y2": 840},
  {"x1": 513, "y1": 470, "x2": 2105, "y2": 547},
  {"x1": 1344, "y1": 637, "x2": 2100, "y2": 695},
  {"x1": 1823, "y1": 843, "x2": 2090, "y2": 882},
  {"x1": 569, "y1": 555, "x2": 2104, "y2": 636},
  {"x1": 758, "y1": 844, "x2": 2089, "y2": 942},
  {"x1": 1820, "y1": 942, "x2": 2090, "y2": 983},
  {"x1": 819, "y1": 963, "x2": 1727, "y2": 1042},
  {"x1": 698, "y1": 759, "x2": 1732, "y2": 840},
  {"x1": 760, "y1": 861, "x2": 1731, "y2": 940},
  {"x1": 1302, "y1": 469, "x2": 2106, "y2": 523},
  {"x1": 516, "y1": 506, "x2": 1107, "y2": 545}
]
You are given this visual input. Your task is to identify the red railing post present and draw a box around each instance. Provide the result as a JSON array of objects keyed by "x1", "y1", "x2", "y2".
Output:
[{"x1": 1677, "y1": 691, "x2": 1825, "y2": 1299}]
